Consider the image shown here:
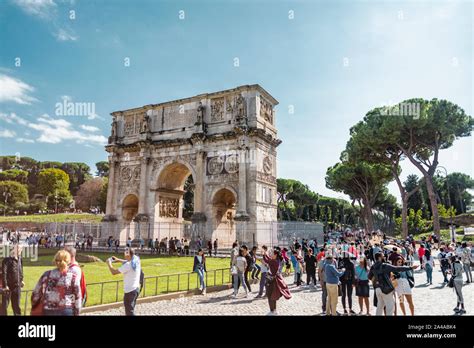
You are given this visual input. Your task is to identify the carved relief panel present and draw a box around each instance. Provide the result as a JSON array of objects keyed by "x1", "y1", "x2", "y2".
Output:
[
  {"x1": 210, "y1": 98, "x2": 224, "y2": 122},
  {"x1": 260, "y1": 97, "x2": 274, "y2": 124},
  {"x1": 159, "y1": 197, "x2": 180, "y2": 218}
]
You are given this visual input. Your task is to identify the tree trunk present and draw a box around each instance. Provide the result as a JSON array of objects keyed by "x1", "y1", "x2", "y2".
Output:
[
  {"x1": 393, "y1": 169, "x2": 409, "y2": 239},
  {"x1": 362, "y1": 197, "x2": 374, "y2": 233},
  {"x1": 424, "y1": 175, "x2": 441, "y2": 238},
  {"x1": 401, "y1": 195, "x2": 409, "y2": 239}
]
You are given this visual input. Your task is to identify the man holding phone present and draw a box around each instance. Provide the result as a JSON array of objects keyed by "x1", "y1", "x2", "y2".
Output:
[{"x1": 107, "y1": 247, "x2": 142, "y2": 315}]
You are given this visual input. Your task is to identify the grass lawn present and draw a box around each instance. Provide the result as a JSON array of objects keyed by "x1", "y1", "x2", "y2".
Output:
[
  {"x1": 0, "y1": 213, "x2": 103, "y2": 223},
  {"x1": 2, "y1": 248, "x2": 231, "y2": 314}
]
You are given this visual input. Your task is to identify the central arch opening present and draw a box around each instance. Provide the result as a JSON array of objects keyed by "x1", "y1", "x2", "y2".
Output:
[{"x1": 155, "y1": 162, "x2": 194, "y2": 222}]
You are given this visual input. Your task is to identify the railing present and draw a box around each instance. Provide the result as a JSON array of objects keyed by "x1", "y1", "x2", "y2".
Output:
[{"x1": 19, "y1": 267, "x2": 232, "y2": 315}]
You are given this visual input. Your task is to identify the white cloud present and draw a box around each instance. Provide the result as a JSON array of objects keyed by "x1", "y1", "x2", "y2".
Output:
[
  {"x1": 0, "y1": 74, "x2": 38, "y2": 105},
  {"x1": 11, "y1": 0, "x2": 57, "y2": 19},
  {"x1": 80, "y1": 125, "x2": 100, "y2": 132},
  {"x1": 16, "y1": 138, "x2": 35, "y2": 143},
  {"x1": 54, "y1": 28, "x2": 78, "y2": 41},
  {"x1": 11, "y1": 0, "x2": 79, "y2": 42},
  {"x1": 87, "y1": 112, "x2": 104, "y2": 121},
  {"x1": 0, "y1": 129, "x2": 16, "y2": 138},
  {"x1": 0, "y1": 112, "x2": 107, "y2": 146},
  {"x1": 0, "y1": 112, "x2": 30, "y2": 125}
]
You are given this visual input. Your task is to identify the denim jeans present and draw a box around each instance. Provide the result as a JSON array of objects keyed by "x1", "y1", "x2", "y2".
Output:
[
  {"x1": 233, "y1": 272, "x2": 247, "y2": 294},
  {"x1": 196, "y1": 269, "x2": 206, "y2": 290},
  {"x1": 462, "y1": 262, "x2": 472, "y2": 282},
  {"x1": 251, "y1": 264, "x2": 261, "y2": 279},
  {"x1": 124, "y1": 288, "x2": 139, "y2": 316},
  {"x1": 258, "y1": 272, "x2": 267, "y2": 296},
  {"x1": 321, "y1": 281, "x2": 327, "y2": 312},
  {"x1": 441, "y1": 266, "x2": 449, "y2": 282},
  {"x1": 425, "y1": 263, "x2": 433, "y2": 283}
]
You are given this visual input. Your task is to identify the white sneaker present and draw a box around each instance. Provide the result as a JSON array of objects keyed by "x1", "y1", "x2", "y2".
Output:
[{"x1": 202, "y1": 289, "x2": 206, "y2": 295}]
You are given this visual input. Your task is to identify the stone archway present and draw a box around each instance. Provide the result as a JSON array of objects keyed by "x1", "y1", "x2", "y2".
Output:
[
  {"x1": 211, "y1": 188, "x2": 236, "y2": 247},
  {"x1": 155, "y1": 162, "x2": 194, "y2": 220},
  {"x1": 104, "y1": 85, "x2": 281, "y2": 246}
]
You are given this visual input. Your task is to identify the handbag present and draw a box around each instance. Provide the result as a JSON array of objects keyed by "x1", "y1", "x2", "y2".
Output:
[
  {"x1": 31, "y1": 271, "x2": 50, "y2": 316},
  {"x1": 391, "y1": 273, "x2": 398, "y2": 289},
  {"x1": 231, "y1": 266, "x2": 237, "y2": 275}
]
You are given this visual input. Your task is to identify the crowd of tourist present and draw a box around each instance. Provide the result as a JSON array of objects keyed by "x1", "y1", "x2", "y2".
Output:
[{"x1": 0, "y1": 227, "x2": 472, "y2": 316}]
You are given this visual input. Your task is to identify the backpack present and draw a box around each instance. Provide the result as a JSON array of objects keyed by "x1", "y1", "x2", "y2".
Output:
[
  {"x1": 375, "y1": 264, "x2": 394, "y2": 295},
  {"x1": 440, "y1": 253, "x2": 450, "y2": 269}
]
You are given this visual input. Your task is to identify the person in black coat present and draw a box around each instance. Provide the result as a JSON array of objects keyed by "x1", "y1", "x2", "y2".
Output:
[
  {"x1": 304, "y1": 248, "x2": 317, "y2": 286},
  {"x1": 1, "y1": 244, "x2": 24, "y2": 316},
  {"x1": 340, "y1": 253, "x2": 355, "y2": 315},
  {"x1": 242, "y1": 245, "x2": 253, "y2": 292}
]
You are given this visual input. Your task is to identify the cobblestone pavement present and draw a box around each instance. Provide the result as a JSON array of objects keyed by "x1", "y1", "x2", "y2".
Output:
[{"x1": 88, "y1": 261, "x2": 473, "y2": 316}]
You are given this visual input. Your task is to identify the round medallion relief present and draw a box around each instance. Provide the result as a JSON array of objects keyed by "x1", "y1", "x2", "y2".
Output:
[
  {"x1": 120, "y1": 167, "x2": 132, "y2": 181},
  {"x1": 263, "y1": 156, "x2": 272, "y2": 174},
  {"x1": 208, "y1": 156, "x2": 225, "y2": 175},
  {"x1": 224, "y1": 154, "x2": 239, "y2": 174}
]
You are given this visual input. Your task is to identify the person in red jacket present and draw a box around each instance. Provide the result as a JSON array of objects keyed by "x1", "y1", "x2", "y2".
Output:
[{"x1": 417, "y1": 244, "x2": 425, "y2": 269}]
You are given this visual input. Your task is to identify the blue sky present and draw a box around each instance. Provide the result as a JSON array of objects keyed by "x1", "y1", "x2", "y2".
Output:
[{"x1": 0, "y1": 0, "x2": 472, "y2": 201}]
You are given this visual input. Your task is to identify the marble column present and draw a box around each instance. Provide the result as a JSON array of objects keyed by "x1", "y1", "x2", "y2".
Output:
[
  {"x1": 191, "y1": 151, "x2": 207, "y2": 222},
  {"x1": 235, "y1": 148, "x2": 249, "y2": 221},
  {"x1": 105, "y1": 156, "x2": 117, "y2": 217},
  {"x1": 138, "y1": 156, "x2": 149, "y2": 215}
]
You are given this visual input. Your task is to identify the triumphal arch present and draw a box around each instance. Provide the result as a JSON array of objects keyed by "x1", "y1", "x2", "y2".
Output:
[{"x1": 103, "y1": 85, "x2": 281, "y2": 247}]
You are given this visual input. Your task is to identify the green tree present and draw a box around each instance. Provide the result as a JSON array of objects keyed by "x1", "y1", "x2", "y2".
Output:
[
  {"x1": 345, "y1": 112, "x2": 419, "y2": 238},
  {"x1": 38, "y1": 168, "x2": 70, "y2": 196},
  {"x1": 0, "y1": 169, "x2": 28, "y2": 184},
  {"x1": 61, "y1": 162, "x2": 92, "y2": 196},
  {"x1": 325, "y1": 160, "x2": 392, "y2": 233},
  {"x1": 385, "y1": 99, "x2": 472, "y2": 237},
  {"x1": 96, "y1": 161, "x2": 110, "y2": 177},
  {"x1": 405, "y1": 174, "x2": 424, "y2": 212},
  {"x1": 0, "y1": 181, "x2": 28, "y2": 214},
  {"x1": 97, "y1": 177, "x2": 108, "y2": 213}
]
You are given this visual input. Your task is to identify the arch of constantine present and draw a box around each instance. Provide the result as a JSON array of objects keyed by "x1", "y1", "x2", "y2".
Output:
[{"x1": 103, "y1": 84, "x2": 281, "y2": 247}]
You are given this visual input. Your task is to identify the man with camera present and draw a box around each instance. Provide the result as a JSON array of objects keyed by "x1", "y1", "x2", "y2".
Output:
[{"x1": 107, "y1": 247, "x2": 142, "y2": 316}]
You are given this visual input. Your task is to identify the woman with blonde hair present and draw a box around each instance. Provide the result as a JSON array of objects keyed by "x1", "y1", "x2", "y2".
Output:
[{"x1": 31, "y1": 250, "x2": 82, "y2": 316}]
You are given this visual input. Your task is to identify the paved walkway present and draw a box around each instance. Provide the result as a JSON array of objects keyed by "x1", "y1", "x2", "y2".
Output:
[{"x1": 88, "y1": 261, "x2": 473, "y2": 316}]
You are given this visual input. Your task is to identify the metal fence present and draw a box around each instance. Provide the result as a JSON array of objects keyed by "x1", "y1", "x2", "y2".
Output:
[
  {"x1": 19, "y1": 267, "x2": 232, "y2": 315},
  {"x1": 5, "y1": 221, "x2": 325, "y2": 250}
]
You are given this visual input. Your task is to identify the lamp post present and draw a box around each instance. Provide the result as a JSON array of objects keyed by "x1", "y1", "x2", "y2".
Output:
[
  {"x1": 436, "y1": 166, "x2": 454, "y2": 241},
  {"x1": 3, "y1": 191, "x2": 12, "y2": 217},
  {"x1": 54, "y1": 190, "x2": 58, "y2": 214}
]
